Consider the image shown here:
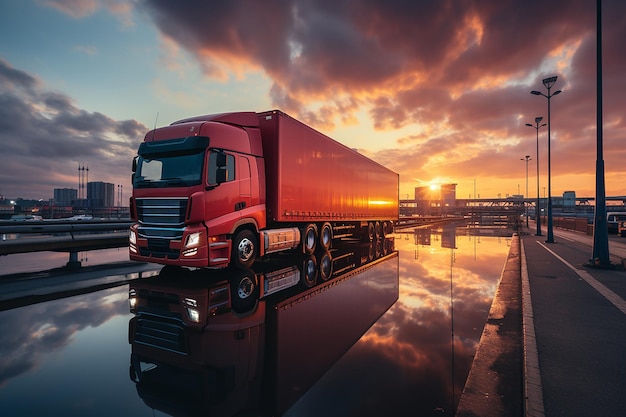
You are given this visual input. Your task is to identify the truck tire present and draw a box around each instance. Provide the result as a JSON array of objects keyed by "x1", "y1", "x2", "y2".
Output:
[
  {"x1": 301, "y1": 255, "x2": 318, "y2": 288},
  {"x1": 232, "y1": 229, "x2": 257, "y2": 269},
  {"x1": 374, "y1": 221, "x2": 382, "y2": 241},
  {"x1": 303, "y1": 224, "x2": 317, "y2": 254},
  {"x1": 230, "y1": 270, "x2": 258, "y2": 314},
  {"x1": 368, "y1": 222, "x2": 375, "y2": 242},
  {"x1": 319, "y1": 251, "x2": 333, "y2": 281},
  {"x1": 319, "y1": 222, "x2": 332, "y2": 250}
]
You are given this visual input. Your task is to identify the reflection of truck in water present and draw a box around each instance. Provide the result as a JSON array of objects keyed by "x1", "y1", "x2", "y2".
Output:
[
  {"x1": 128, "y1": 240, "x2": 398, "y2": 416},
  {"x1": 129, "y1": 110, "x2": 398, "y2": 269}
]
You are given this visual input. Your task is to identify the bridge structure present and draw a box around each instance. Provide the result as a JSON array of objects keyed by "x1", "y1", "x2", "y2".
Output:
[
  {"x1": 401, "y1": 194, "x2": 626, "y2": 219},
  {"x1": 0, "y1": 220, "x2": 131, "y2": 268}
]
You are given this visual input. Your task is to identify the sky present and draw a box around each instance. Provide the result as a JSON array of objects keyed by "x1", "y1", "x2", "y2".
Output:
[{"x1": 1, "y1": 0, "x2": 625, "y2": 202}]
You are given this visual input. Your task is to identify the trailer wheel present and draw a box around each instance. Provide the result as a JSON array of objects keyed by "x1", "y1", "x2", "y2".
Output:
[
  {"x1": 381, "y1": 221, "x2": 389, "y2": 238},
  {"x1": 319, "y1": 223, "x2": 332, "y2": 250},
  {"x1": 368, "y1": 222, "x2": 375, "y2": 242},
  {"x1": 231, "y1": 270, "x2": 258, "y2": 314},
  {"x1": 303, "y1": 224, "x2": 317, "y2": 254},
  {"x1": 374, "y1": 221, "x2": 382, "y2": 241},
  {"x1": 302, "y1": 256, "x2": 318, "y2": 288},
  {"x1": 319, "y1": 251, "x2": 333, "y2": 281},
  {"x1": 232, "y1": 229, "x2": 257, "y2": 269},
  {"x1": 375, "y1": 238, "x2": 383, "y2": 258}
]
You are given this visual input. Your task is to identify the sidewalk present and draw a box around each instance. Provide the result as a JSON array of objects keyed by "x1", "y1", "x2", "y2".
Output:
[{"x1": 521, "y1": 227, "x2": 626, "y2": 417}]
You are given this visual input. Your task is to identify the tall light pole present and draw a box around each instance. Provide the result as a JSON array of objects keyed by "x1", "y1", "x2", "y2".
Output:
[
  {"x1": 521, "y1": 155, "x2": 531, "y2": 227},
  {"x1": 531, "y1": 76, "x2": 561, "y2": 243},
  {"x1": 591, "y1": 0, "x2": 610, "y2": 266},
  {"x1": 526, "y1": 117, "x2": 546, "y2": 236}
]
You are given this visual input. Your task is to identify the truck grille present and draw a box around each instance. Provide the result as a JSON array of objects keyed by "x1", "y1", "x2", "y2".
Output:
[
  {"x1": 134, "y1": 313, "x2": 187, "y2": 355},
  {"x1": 136, "y1": 198, "x2": 188, "y2": 227},
  {"x1": 136, "y1": 198, "x2": 188, "y2": 257}
]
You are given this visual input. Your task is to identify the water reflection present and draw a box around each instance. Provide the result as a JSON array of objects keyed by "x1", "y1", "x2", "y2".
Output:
[
  {"x1": 0, "y1": 287, "x2": 128, "y2": 389},
  {"x1": 128, "y1": 239, "x2": 399, "y2": 416},
  {"x1": 285, "y1": 224, "x2": 512, "y2": 416},
  {"x1": 0, "y1": 225, "x2": 511, "y2": 416}
]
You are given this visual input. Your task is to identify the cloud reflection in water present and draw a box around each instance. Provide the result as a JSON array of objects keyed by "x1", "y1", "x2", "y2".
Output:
[{"x1": 287, "y1": 226, "x2": 511, "y2": 416}]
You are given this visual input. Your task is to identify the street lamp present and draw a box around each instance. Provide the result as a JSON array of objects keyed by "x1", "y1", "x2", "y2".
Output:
[
  {"x1": 526, "y1": 117, "x2": 546, "y2": 236},
  {"x1": 521, "y1": 155, "x2": 531, "y2": 228},
  {"x1": 531, "y1": 76, "x2": 561, "y2": 243}
]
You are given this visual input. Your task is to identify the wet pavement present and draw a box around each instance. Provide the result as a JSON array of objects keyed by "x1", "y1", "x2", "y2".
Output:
[
  {"x1": 521, "y1": 229, "x2": 626, "y2": 417},
  {"x1": 457, "y1": 225, "x2": 626, "y2": 417},
  {"x1": 0, "y1": 225, "x2": 513, "y2": 416}
]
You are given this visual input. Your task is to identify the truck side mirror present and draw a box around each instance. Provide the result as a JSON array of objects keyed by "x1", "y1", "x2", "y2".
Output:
[
  {"x1": 131, "y1": 156, "x2": 138, "y2": 184},
  {"x1": 216, "y1": 152, "x2": 227, "y2": 168},
  {"x1": 216, "y1": 167, "x2": 227, "y2": 184}
]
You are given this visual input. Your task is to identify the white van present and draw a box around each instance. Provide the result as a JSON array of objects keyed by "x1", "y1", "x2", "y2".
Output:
[{"x1": 606, "y1": 212, "x2": 626, "y2": 234}]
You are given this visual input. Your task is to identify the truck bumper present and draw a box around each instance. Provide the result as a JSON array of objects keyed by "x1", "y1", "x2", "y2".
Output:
[{"x1": 129, "y1": 223, "x2": 231, "y2": 268}]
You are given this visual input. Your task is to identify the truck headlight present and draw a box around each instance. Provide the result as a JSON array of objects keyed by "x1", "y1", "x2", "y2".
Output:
[
  {"x1": 183, "y1": 297, "x2": 200, "y2": 323},
  {"x1": 129, "y1": 229, "x2": 137, "y2": 245},
  {"x1": 186, "y1": 308, "x2": 201, "y2": 323},
  {"x1": 185, "y1": 232, "x2": 201, "y2": 247},
  {"x1": 129, "y1": 289, "x2": 137, "y2": 311}
]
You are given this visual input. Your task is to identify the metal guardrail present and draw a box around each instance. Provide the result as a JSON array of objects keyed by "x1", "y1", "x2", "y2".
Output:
[
  {"x1": 0, "y1": 220, "x2": 133, "y2": 267},
  {"x1": 0, "y1": 220, "x2": 132, "y2": 235}
]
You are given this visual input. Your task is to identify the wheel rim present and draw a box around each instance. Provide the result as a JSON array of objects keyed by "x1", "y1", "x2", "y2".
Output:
[
  {"x1": 238, "y1": 237, "x2": 254, "y2": 262},
  {"x1": 304, "y1": 225, "x2": 316, "y2": 253},
  {"x1": 237, "y1": 276, "x2": 255, "y2": 299},
  {"x1": 320, "y1": 224, "x2": 332, "y2": 249},
  {"x1": 305, "y1": 258, "x2": 317, "y2": 285},
  {"x1": 319, "y1": 252, "x2": 332, "y2": 280}
]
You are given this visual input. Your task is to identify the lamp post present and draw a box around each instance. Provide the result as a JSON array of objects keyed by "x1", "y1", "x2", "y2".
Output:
[
  {"x1": 531, "y1": 76, "x2": 561, "y2": 243},
  {"x1": 591, "y1": 0, "x2": 610, "y2": 266},
  {"x1": 521, "y1": 155, "x2": 531, "y2": 228},
  {"x1": 526, "y1": 117, "x2": 547, "y2": 236}
]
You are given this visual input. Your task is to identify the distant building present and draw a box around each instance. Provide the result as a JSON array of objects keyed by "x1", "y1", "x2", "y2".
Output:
[
  {"x1": 440, "y1": 184, "x2": 457, "y2": 208},
  {"x1": 563, "y1": 191, "x2": 576, "y2": 208},
  {"x1": 54, "y1": 188, "x2": 77, "y2": 206},
  {"x1": 414, "y1": 183, "x2": 457, "y2": 215},
  {"x1": 87, "y1": 181, "x2": 115, "y2": 208}
]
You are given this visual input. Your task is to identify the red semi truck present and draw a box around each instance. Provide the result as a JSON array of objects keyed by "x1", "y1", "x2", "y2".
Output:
[{"x1": 129, "y1": 110, "x2": 398, "y2": 269}]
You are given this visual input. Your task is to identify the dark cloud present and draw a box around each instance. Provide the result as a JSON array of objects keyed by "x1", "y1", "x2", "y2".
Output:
[
  {"x1": 139, "y1": 0, "x2": 626, "y2": 196},
  {"x1": 0, "y1": 58, "x2": 38, "y2": 90},
  {"x1": 0, "y1": 60, "x2": 147, "y2": 199}
]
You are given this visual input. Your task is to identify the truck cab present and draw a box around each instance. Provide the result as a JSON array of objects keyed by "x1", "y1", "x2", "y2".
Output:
[{"x1": 129, "y1": 113, "x2": 267, "y2": 269}]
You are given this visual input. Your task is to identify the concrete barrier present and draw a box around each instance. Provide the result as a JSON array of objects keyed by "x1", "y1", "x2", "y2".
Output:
[{"x1": 456, "y1": 234, "x2": 523, "y2": 417}]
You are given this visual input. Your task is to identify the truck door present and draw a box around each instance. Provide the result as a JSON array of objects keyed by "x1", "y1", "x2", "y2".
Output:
[
  {"x1": 207, "y1": 151, "x2": 239, "y2": 218},
  {"x1": 238, "y1": 156, "x2": 252, "y2": 212}
]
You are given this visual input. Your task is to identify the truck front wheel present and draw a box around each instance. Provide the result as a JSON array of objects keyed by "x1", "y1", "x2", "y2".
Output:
[
  {"x1": 231, "y1": 269, "x2": 259, "y2": 314},
  {"x1": 232, "y1": 229, "x2": 257, "y2": 269}
]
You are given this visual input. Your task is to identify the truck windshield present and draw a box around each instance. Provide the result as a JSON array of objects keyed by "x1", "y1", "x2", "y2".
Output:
[{"x1": 134, "y1": 136, "x2": 209, "y2": 188}]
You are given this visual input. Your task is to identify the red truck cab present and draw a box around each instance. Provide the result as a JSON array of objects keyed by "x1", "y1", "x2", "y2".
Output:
[{"x1": 129, "y1": 112, "x2": 267, "y2": 268}]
